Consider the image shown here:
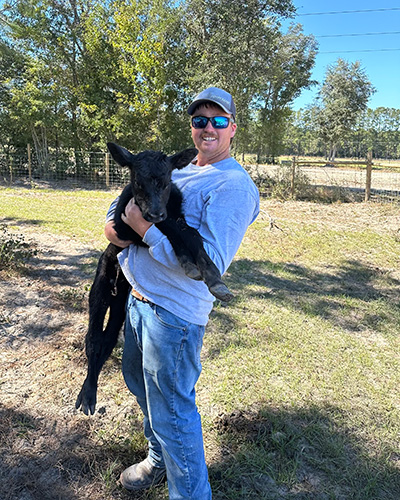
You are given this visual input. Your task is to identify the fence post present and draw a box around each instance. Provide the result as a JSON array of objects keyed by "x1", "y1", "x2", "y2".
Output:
[
  {"x1": 9, "y1": 156, "x2": 13, "y2": 183},
  {"x1": 291, "y1": 156, "x2": 296, "y2": 198},
  {"x1": 27, "y1": 144, "x2": 32, "y2": 182},
  {"x1": 365, "y1": 151, "x2": 373, "y2": 202},
  {"x1": 105, "y1": 152, "x2": 110, "y2": 188}
]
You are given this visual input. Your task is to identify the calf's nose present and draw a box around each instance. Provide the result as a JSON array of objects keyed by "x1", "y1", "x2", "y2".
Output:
[{"x1": 147, "y1": 211, "x2": 166, "y2": 222}]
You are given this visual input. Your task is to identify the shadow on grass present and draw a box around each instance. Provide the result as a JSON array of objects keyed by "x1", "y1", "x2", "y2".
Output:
[
  {"x1": 0, "y1": 405, "x2": 92, "y2": 500},
  {"x1": 0, "y1": 404, "x2": 160, "y2": 500},
  {"x1": 2, "y1": 402, "x2": 398, "y2": 500},
  {"x1": 209, "y1": 403, "x2": 400, "y2": 500},
  {"x1": 0, "y1": 244, "x2": 100, "y2": 344},
  {"x1": 2, "y1": 216, "x2": 45, "y2": 226},
  {"x1": 226, "y1": 257, "x2": 400, "y2": 334}
]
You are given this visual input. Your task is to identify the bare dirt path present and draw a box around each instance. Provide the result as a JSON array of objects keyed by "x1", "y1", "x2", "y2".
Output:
[{"x1": 0, "y1": 231, "x2": 149, "y2": 500}]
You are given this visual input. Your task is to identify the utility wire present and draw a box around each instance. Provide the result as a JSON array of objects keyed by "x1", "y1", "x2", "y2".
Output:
[
  {"x1": 316, "y1": 31, "x2": 400, "y2": 38},
  {"x1": 297, "y1": 8, "x2": 400, "y2": 17},
  {"x1": 320, "y1": 48, "x2": 400, "y2": 54}
]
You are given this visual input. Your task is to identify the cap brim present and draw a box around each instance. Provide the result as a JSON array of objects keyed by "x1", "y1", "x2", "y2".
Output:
[{"x1": 187, "y1": 99, "x2": 232, "y2": 116}]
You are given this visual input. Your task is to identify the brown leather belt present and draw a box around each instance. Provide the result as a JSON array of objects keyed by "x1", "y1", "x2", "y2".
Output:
[{"x1": 131, "y1": 287, "x2": 150, "y2": 303}]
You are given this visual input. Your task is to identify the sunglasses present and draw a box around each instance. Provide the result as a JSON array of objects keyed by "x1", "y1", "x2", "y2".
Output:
[{"x1": 191, "y1": 115, "x2": 234, "y2": 129}]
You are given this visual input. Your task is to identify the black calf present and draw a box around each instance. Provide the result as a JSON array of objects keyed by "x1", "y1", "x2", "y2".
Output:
[{"x1": 75, "y1": 143, "x2": 233, "y2": 415}]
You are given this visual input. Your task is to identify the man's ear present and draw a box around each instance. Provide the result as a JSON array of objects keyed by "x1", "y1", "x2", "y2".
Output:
[
  {"x1": 107, "y1": 142, "x2": 137, "y2": 168},
  {"x1": 230, "y1": 122, "x2": 237, "y2": 140},
  {"x1": 169, "y1": 148, "x2": 198, "y2": 170}
]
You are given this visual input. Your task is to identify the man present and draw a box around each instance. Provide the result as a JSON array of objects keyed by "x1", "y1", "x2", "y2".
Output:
[{"x1": 105, "y1": 87, "x2": 259, "y2": 499}]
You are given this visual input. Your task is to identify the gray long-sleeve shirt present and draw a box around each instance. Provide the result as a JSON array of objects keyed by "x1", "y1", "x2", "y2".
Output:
[{"x1": 107, "y1": 156, "x2": 259, "y2": 325}]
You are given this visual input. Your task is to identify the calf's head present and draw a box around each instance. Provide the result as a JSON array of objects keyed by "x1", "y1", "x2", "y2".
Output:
[{"x1": 107, "y1": 143, "x2": 197, "y2": 223}]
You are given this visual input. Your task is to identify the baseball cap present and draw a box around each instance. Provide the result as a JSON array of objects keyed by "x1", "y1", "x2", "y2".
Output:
[{"x1": 187, "y1": 87, "x2": 236, "y2": 120}]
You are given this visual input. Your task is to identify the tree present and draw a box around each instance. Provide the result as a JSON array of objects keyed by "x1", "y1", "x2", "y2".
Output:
[
  {"x1": 1, "y1": 0, "x2": 191, "y2": 152},
  {"x1": 315, "y1": 58, "x2": 375, "y2": 161},
  {"x1": 101, "y1": 0, "x2": 189, "y2": 151},
  {"x1": 182, "y1": 0, "x2": 316, "y2": 158},
  {"x1": 283, "y1": 107, "x2": 323, "y2": 156},
  {"x1": 354, "y1": 107, "x2": 400, "y2": 159},
  {"x1": 1, "y1": 0, "x2": 317, "y2": 159},
  {"x1": 1, "y1": 0, "x2": 97, "y2": 154},
  {"x1": 250, "y1": 23, "x2": 317, "y2": 160},
  {"x1": 0, "y1": 38, "x2": 30, "y2": 149}
]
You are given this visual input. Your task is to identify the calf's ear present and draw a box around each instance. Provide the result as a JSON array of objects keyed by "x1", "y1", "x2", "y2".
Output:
[
  {"x1": 107, "y1": 142, "x2": 136, "y2": 168},
  {"x1": 169, "y1": 148, "x2": 198, "y2": 170}
]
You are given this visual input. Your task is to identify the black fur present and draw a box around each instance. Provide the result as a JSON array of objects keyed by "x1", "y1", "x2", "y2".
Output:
[{"x1": 75, "y1": 143, "x2": 233, "y2": 415}]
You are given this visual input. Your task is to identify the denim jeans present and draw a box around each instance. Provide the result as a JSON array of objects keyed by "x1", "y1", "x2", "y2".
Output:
[{"x1": 122, "y1": 293, "x2": 212, "y2": 500}]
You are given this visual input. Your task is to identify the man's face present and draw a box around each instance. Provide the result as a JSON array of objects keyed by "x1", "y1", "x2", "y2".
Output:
[{"x1": 191, "y1": 104, "x2": 237, "y2": 165}]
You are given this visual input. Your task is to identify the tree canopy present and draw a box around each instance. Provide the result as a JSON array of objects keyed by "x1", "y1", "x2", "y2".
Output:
[
  {"x1": 0, "y1": 0, "x2": 317, "y2": 160},
  {"x1": 314, "y1": 59, "x2": 375, "y2": 161}
]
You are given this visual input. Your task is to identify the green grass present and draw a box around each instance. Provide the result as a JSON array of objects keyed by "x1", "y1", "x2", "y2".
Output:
[
  {"x1": 0, "y1": 186, "x2": 118, "y2": 248},
  {"x1": 1, "y1": 185, "x2": 400, "y2": 499},
  {"x1": 204, "y1": 202, "x2": 400, "y2": 499}
]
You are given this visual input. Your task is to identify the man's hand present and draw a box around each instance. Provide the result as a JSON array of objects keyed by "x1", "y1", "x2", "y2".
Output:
[
  {"x1": 121, "y1": 199, "x2": 153, "y2": 238},
  {"x1": 104, "y1": 221, "x2": 132, "y2": 248}
]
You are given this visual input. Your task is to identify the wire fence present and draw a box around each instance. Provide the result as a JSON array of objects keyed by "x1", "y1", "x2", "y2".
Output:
[
  {"x1": 0, "y1": 147, "x2": 131, "y2": 189},
  {"x1": 244, "y1": 154, "x2": 400, "y2": 203},
  {"x1": 1, "y1": 146, "x2": 400, "y2": 203}
]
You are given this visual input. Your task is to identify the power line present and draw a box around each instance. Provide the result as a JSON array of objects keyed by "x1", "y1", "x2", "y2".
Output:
[
  {"x1": 316, "y1": 31, "x2": 400, "y2": 39},
  {"x1": 320, "y1": 48, "x2": 400, "y2": 54},
  {"x1": 297, "y1": 8, "x2": 400, "y2": 17}
]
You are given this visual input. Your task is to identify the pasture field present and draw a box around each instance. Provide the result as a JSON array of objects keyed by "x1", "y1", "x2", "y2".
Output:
[{"x1": 1, "y1": 185, "x2": 400, "y2": 500}]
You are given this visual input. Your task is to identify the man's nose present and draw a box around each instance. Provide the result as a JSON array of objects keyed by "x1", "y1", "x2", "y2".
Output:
[{"x1": 204, "y1": 120, "x2": 215, "y2": 132}]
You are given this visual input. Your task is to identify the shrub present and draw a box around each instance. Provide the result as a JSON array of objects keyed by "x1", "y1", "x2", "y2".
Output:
[
  {"x1": 271, "y1": 163, "x2": 312, "y2": 200},
  {"x1": 0, "y1": 225, "x2": 37, "y2": 270}
]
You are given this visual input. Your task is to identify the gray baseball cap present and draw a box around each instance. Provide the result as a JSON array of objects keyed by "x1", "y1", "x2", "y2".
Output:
[{"x1": 187, "y1": 87, "x2": 236, "y2": 119}]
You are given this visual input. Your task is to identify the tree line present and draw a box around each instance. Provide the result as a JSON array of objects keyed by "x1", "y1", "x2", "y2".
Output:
[
  {"x1": 282, "y1": 59, "x2": 399, "y2": 161},
  {"x1": 284, "y1": 106, "x2": 400, "y2": 161},
  {"x1": 0, "y1": 0, "x2": 317, "y2": 163},
  {"x1": 1, "y1": 1, "x2": 399, "y2": 166}
]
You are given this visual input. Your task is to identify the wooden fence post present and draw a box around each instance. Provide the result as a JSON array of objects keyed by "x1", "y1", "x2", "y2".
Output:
[
  {"x1": 365, "y1": 151, "x2": 373, "y2": 202},
  {"x1": 9, "y1": 156, "x2": 13, "y2": 183},
  {"x1": 27, "y1": 144, "x2": 32, "y2": 182},
  {"x1": 105, "y1": 152, "x2": 110, "y2": 188},
  {"x1": 291, "y1": 156, "x2": 296, "y2": 198}
]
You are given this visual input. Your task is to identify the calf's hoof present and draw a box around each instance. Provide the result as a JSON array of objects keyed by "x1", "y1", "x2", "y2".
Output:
[
  {"x1": 209, "y1": 283, "x2": 234, "y2": 302},
  {"x1": 75, "y1": 384, "x2": 97, "y2": 416},
  {"x1": 182, "y1": 262, "x2": 202, "y2": 281}
]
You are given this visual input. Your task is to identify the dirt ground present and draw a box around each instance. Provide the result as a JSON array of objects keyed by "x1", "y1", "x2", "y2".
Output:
[{"x1": 0, "y1": 229, "x2": 152, "y2": 500}]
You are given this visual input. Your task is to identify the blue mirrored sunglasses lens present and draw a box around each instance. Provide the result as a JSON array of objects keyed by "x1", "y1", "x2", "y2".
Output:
[
  {"x1": 212, "y1": 116, "x2": 229, "y2": 128},
  {"x1": 192, "y1": 116, "x2": 230, "y2": 129},
  {"x1": 192, "y1": 116, "x2": 209, "y2": 128}
]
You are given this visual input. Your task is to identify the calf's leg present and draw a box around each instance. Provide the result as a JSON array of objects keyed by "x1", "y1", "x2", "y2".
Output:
[{"x1": 75, "y1": 244, "x2": 130, "y2": 415}]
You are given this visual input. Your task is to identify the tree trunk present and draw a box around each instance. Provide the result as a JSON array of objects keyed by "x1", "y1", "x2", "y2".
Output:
[
  {"x1": 329, "y1": 143, "x2": 337, "y2": 162},
  {"x1": 31, "y1": 126, "x2": 49, "y2": 173}
]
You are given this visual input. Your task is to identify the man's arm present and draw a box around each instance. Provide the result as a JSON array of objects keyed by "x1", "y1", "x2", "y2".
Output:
[
  {"x1": 104, "y1": 221, "x2": 132, "y2": 248},
  {"x1": 142, "y1": 186, "x2": 259, "y2": 276}
]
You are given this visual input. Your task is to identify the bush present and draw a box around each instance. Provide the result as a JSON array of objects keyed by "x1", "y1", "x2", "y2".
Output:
[
  {"x1": 271, "y1": 163, "x2": 312, "y2": 200},
  {"x1": 0, "y1": 225, "x2": 37, "y2": 270}
]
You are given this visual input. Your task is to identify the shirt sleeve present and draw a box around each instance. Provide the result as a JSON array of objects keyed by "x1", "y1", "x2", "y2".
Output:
[
  {"x1": 142, "y1": 225, "x2": 182, "y2": 270},
  {"x1": 199, "y1": 187, "x2": 259, "y2": 274},
  {"x1": 142, "y1": 186, "x2": 259, "y2": 275},
  {"x1": 105, "y1": 197, "x2": 119, "y2": 223}
]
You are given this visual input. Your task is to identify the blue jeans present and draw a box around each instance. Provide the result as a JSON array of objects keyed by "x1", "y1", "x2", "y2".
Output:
[{"x1": 122, "y1": 293, "x2": 212, "y2": 499}]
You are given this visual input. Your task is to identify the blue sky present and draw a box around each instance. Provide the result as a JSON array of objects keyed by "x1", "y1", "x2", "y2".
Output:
[{"x1": 284, "y1": 1, "x2": 400, "y2": 110}]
